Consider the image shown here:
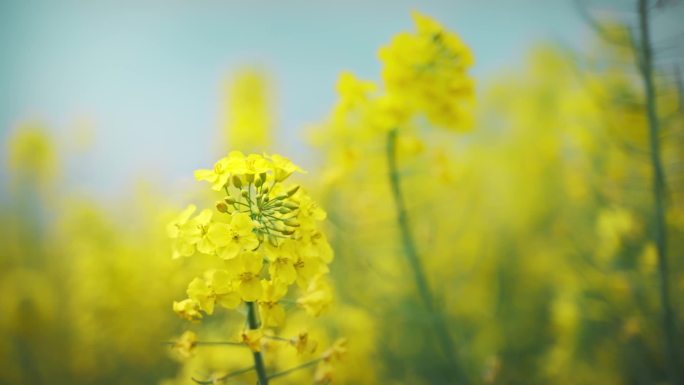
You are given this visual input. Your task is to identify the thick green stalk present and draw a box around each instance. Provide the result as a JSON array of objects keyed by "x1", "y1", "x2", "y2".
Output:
[
  {"x1": 636, "y1": 1, "x2": 680, "y2": 384},
  {"x1": 246, "y1": 301, "x2": 269, "y2": 385},
  {"x1": 386, "y1": 128, "x2": 466, "y2": 384}
]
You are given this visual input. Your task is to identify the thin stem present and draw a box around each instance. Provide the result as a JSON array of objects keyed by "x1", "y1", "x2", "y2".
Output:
[
  {"x1": 636, "y1": 1, "x2": 680, "y2": 384},
  {"x1": 163, "y1": 341, "x2": 244, "y2": 346},
  {"x1": 386, "y1": 129, "x2": 467, "y2": 384},
  {"x1": 192, "y1": 365, "x2": 255, "y2": 385},
  {"x1": 246, "y1": 301, "x2": 269, "y2": 385},
  {"x1": 266, "y1": 358, "x2": 323, "y2": 380}
]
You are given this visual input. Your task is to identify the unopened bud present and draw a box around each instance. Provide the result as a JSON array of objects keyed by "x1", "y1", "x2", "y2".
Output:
[
  {"x1": 216, "y1": 201, "x2": 229, "y2": 213},
  {"x1": 241, "y1": 190, "x2": 249, "y2": 198},
  {"x1": 286, "y1": 185, "x2": 300, "y2": 197},
  {"x1": 232, "y1": 175, "x2": 242, "y2": 188},
  {"x1": 254, "y1": 174, "x2": 264, "y2": 187},
  {"x1": 284, "y1": 202, "x2": 299, "y2": 210},
  {"x1": 284, "y1": 219, "x2": 300, "y2": 227},
  {"x1": 278, "y1": 207, "x2": 291, "y2": 214},
  {"x1": 246, "y1": 173, "x2": 255, "y2": 183}
]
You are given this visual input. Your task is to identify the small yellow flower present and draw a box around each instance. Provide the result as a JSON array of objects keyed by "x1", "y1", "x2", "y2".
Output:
[
  {"x1": 297, "y1": 278, "x2": 333, "y2": 316},
  {"x1": 217, "y1": 212, "x2": 259, "y2": 260},
  {"x1": 267, "y1": 153, "x2": 305, "y2": 182},
  {"x1": 173, "y1": 299, "x2": 202, "y2": 321},
  {"x1": 236, "y1": 252, "x2": 264, "y2": 301},
  {"x1": 290, "y1": 331, "x2": 317, "y2": 355},
  {"x1": 171, "y1": 331, "x2": 198, "y2": 359},
  {"x1": 194, "y1": 151, "x2": 248, "y2": 190},
  {"x1": 166, "y1": 204, "x2": 197, "y2": 238},
  {"x1": 265, "y1": 242, "x2": 298, "y2": 285},
  {"x1": 258, "y1": 279, "x2": 288, "y2": 327},
  {"x1": 241, "y1": 328, "x2": 264, "y2": 352}
]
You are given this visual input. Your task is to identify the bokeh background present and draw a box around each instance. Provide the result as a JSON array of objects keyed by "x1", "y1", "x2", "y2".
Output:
[{"x1": 2, "y1": 0, "x2": 684, "y2": 384}]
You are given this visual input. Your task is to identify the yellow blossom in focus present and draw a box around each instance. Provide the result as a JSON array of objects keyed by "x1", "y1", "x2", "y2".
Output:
[
  {"x1": 216, "y1": 212, "x2": 259, "y2": 260},
  {"x1": 258, "y1": 279, "x2": 288, "y2": 327}
]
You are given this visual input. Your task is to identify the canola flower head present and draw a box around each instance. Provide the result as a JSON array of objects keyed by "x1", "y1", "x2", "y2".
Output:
[
  {"x1": 171, "y1": 153, "x2": 333, "y2": 324},
  {"x1": 378, "y1": 11, "x2": 475, "y2": 131}
]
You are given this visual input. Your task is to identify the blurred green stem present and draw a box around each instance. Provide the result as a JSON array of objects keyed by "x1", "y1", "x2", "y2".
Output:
[
  {"x1": 636, "y1": 1, "x2": 680, "y2": 384},
  {"x1": 246, "y1": 301, "x2": 269, "y2": 385},
  {"x1": 386, "y1": 128, "x2": 466, "y2": 384}
]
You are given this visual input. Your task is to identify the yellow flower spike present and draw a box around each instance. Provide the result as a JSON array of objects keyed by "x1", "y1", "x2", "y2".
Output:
[
  {"x1": 171, "y1": 331, "x2": 198, "y2": 360},
  {"x1": 378, "y1": 11, "x2": 474, "y2": 131},
  {"x1": 173, "y1": 299, "x2": 202, "y2": 322},
  {"x1": 171, "y1": 151, "x2": 337, "y2": 384},
  {"x1": 241, "y1": 328, "x2": 264, "y2": 352}
]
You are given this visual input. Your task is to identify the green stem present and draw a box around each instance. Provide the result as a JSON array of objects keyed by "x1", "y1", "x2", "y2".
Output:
[
  {"x1": 386, "y1": 129, "x2": 467, "y2": 384},
  {"x1": 267, "y1": 358, "x2": 323, "y2": 380},
  {"x1": 246, "y1": 301, "x2": 269, "y2": 385},
  {"x1": 636, "y1": 1, "x2": 680, "y2": 384},
  {"x1": 192, "y1": 366, "x2": 255, "y2": 385}
]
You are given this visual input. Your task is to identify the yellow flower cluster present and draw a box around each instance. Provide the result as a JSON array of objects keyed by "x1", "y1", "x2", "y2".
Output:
[
  {"x1": 329, "y1": 11, "x2": 474, "y2": 133},
  {"x1": 379, "y1": 11, "x2": 475, "y2": 130},
  {"x1": 169, "y1": 152, "x2": 333, "y2": 325}
]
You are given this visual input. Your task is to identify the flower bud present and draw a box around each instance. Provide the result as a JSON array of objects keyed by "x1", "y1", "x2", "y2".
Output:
[
  {"x1": 286, "y1": 185, "x2": 300, "y2": 197},
  {"x1": 232, "y1": 175, "x2": 242, "y2": 189},
  {"x1": 284, "y1": 202, "x2": 299, "y2": 210},
  {"x1": 216, "y1": 201, "x2": 229, "y2": 213}
]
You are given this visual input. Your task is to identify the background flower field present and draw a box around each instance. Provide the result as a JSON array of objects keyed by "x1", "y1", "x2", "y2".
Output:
[{"x1": 1, "y1": 1, "x2": 684, "y2": 384}]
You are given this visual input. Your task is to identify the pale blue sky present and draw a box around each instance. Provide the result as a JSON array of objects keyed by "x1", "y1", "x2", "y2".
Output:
[{"x1": 3, "y1": 0, "x2": 676, "y2": 199}]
